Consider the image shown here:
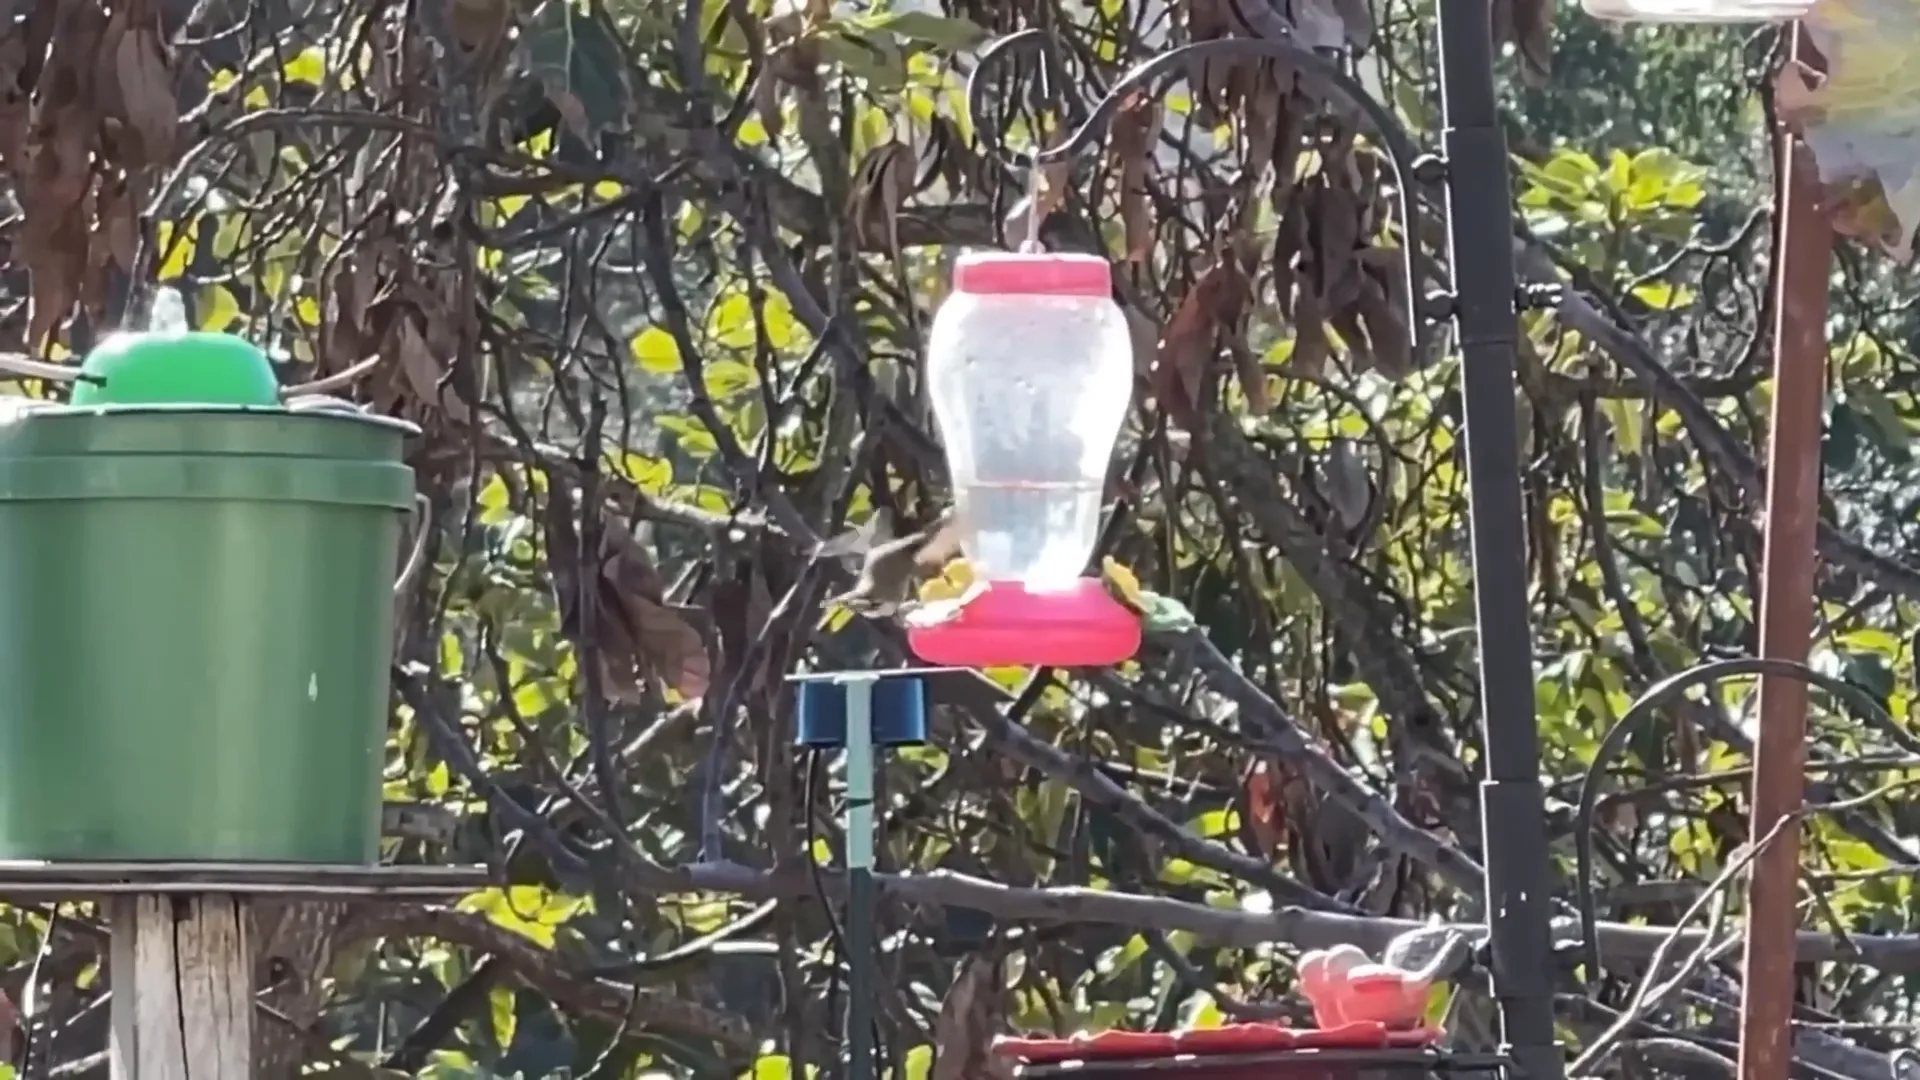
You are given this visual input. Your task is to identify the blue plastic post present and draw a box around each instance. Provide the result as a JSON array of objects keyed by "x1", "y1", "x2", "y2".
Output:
[{"x1": 795, "y1": 675, "x2": 928, "y2": 749}]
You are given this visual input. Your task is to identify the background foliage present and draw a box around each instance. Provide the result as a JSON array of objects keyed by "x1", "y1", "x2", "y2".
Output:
[{"x1": 1, "y1": 0, "x2": 1918, "y2": 1077}]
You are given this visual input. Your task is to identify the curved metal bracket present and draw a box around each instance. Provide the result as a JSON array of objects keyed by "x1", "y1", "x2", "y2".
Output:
[
  {"x1": 1573, "y1": 657, "x2": 1898, "y2": 981},
  {"x1": 965, "y1": 28, "x2": 1438, "y2": 367}
]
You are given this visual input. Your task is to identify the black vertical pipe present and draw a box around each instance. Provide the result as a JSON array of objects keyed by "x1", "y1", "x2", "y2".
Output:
[
  {"x1": 846, "y1": 869, "x2": 876, "y2": 1080},
  {"x1": 1432, "y1": 1, "x2": 1563, "y2": 1077}
]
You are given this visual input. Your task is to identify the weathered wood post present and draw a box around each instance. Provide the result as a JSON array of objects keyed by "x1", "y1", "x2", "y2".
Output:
[
  {"x1": 0, "y1": 330, "x2": 485, "y2": 1076},
  {"x1": 0, "y1": 862, "x2": 485, "y2": 1077}
]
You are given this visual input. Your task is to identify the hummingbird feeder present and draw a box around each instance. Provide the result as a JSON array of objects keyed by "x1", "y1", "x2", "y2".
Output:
[{"x1": 906, "y1": 251, "x2": 1142, "y2": 669}]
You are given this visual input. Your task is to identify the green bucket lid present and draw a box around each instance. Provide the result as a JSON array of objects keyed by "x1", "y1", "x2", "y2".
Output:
[{"x1": 73, "y1": 331, "x2": 281, "y2": 407}]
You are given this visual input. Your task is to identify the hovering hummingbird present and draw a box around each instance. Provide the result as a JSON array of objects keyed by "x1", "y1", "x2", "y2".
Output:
[{"x1": 819, "y1": 507, "x2": 964, "y2": 617}]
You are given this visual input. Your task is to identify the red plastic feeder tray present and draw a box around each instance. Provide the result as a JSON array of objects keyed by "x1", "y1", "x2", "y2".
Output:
[
  {"x1": 993, "y1": 1023, "x2": 1503, "y2": 1080},
  {"x1": 906, "y1": 579, "x2": 1141, "y2": 668}
]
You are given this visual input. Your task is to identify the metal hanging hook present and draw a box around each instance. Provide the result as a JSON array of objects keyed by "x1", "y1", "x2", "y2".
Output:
[{"x1": 963, "y1": 27, "x2": 1439, "y2": 367}]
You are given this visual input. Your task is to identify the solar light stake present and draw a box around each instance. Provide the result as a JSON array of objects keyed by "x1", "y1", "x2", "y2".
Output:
[
  {"x1": 792, "y1": 669, "x2": 932, "y2": 1080},
  {"x1": 843, "y1": 673, "x2": 879, "y2": 1080}
]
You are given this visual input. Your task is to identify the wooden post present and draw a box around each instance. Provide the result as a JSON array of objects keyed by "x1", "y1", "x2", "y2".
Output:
[
  {"x1": 108, "y1": 895, "x2": 253, "y2": 1080},
  {"x1": 0, "y1": 861, "x2": 484, "y2": 1079}
]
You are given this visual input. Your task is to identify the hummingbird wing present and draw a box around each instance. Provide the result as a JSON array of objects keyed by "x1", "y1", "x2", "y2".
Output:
[
  {"x1": 911, "y1": 513, "x2": 966, "y2": 572},
  {"x1": 815, "y1": 513, "x2": 891, "y2": 565}
]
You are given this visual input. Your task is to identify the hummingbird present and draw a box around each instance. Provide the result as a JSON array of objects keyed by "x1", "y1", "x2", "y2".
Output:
[{"x1": 820, "y1": 507, "x2": 964, "y2": 617}]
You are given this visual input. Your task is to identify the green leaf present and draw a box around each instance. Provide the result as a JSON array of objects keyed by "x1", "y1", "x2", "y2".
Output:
[
  {"x1": 617, "y1": 452, "x2": 674, "y2": 492},
  {"x1": 282, "y1": 46, "x2": 325, "y2": 87},
  {"x1": 902, "y1": 1046, "x2": 933, "y2": 1080},
  {"x1": 631, "y1": 327, "x2": 683, "y2": 373},
  {"x1": 1629, "y1": 281, "x2": 1694, "y2": 310},
  {"x1": 519, "y1": 0, "x2": 633, "y2": 139},
  {"x1": 704, "y1": 360, "x2": 759, "y2": 398},
  {"x1": 1599, "y1": 397, "x2": 1643, "y2": 457},
  {"x1": 710, "y1": 293, "x2": 757, "y2": 349},
  {"x1": 1839, "y1": 627, "x2": 1902, "y2": 658},
  {"x1": 854, "y1": 11, "x2": 988, "y2": 51},
  {"x1": 197, "y1": 285, "x2": 242, "y2": 333},
  {"x1": 748, "y1": 1054, "x2": 795, "y2": 1080},
  {"x1": 1605, "y1": 149, "x2": 1631, "y2": 194},
  {"x1": 489, "y1": 985, "x2": 518, "y2": 1049},
  {"x1": 1177, "y1": 990, "x2": 1226, "y2": 1031},
  {"x1": 818, "y1": 32, "x2": 908, "y2": 90},
  {"x1": 657, "y1": 414, "x2": 718, "y2": 457}
]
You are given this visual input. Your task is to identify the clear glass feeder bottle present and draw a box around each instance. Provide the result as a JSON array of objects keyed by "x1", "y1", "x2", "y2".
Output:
[{"x1": 907, "y1": 251, "x2": 1142, "y2": 668}]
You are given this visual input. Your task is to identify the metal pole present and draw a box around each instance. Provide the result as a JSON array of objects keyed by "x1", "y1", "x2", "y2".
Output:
[
  {"x1": 1432, "y1": 2, "x2": 1563, "y2": 1077},
  {"x1": 842, "y1": 674, "x2": 879, "y2": 1080},
  {"x1": 1738, "y1": 25, "x2": 1831, "y2": 1080}
]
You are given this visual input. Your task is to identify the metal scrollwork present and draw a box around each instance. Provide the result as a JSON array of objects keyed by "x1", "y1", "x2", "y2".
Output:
[{"x1": 964, "y1": 27, "x2": 1439, "y2": 367}]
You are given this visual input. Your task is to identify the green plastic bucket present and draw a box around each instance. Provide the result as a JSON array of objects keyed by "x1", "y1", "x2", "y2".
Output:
[{"x1": 0, "y1": 404, "x2": 419, "y2": 864}]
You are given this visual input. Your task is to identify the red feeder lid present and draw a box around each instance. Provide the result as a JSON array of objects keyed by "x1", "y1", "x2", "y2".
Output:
[
  {"x1": 951, "y1": 251, "x2": 1114, "y2": 297},
  {"x1": 907, "y1": 579, "x2": 1140, "y2": 668},
  {"x1": 992, "y1": 1022, "x2": 1444, "y2": 1065}
]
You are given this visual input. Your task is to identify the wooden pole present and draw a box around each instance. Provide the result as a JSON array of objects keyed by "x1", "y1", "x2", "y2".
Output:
[
  {"x1": 108, "y1": 895, "x2": 253, "y2": 1080},
  {"x1": 1737, "y1": 24, "x2": 1832, "y2": 1080}
]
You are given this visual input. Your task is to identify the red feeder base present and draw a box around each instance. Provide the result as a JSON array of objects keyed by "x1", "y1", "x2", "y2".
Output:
[{"x1": 907, "y1": 578, "x2": 1141, "y2": 668}]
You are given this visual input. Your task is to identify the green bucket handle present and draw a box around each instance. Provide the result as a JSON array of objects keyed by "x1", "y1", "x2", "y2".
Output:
[
  {"x1": 395, "y1": 494, "x2": 433, "y2": 598},
  {"x1": 0, "y1": 353, "x2": 432, "y2": 598}
]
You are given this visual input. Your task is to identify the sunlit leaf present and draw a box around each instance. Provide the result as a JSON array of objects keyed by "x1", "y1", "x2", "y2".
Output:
[{"x1": 631, "y1": 327, "x2": 683, "y2": 373}]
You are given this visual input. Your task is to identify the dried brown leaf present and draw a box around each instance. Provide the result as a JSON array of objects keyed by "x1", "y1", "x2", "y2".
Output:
[
  {"x1": 600, "y1": 517, "x2": 711, "y2": 700},
  {"x1": 547, "y1": 88, "x2": 591, "y2": 140},
  {"x1": 1123, "y1": 301, "x2": 1159, "y2": 379},
  {"x1": 1244, "y1": 760, "x2": 1287, "y2": 859},
  {"x1": 848, "y1": 140, "x2": 916, "y2": 252},
  {"x1": 1322, "y1": 440, "x2": 1372, "y2": 532},
  {"x1": 623, "y1": 593, "x2": 712, "y2": 700},
  {"x1": 1110, "y1": 92, "x2": 1160, "y2": 262},
  {"x1": 1230, "y1": 342, "x2": 1271, "y2": 415},
  {"x1": 1152, "y1": 259, "x2": 1252, "y2": 430},
  {"x1": 1355, "y1": 274, "x2": 1413, "y2": 380},
  {"x1": 932, "y1": 955, "x2": 1011, "y2": 1080},
  {"x1": 446, "y1": 0, "x2": 513, "y2": 52},
  {"x1": 97, "y1": 175, "x2": 136, "y2": 270},
  {"x1": 1510, "y1": 0, "x2": 1554, "y2": 86},
  {"x1": 113, "y1": 21, "x2": 175, "y2": 167},
  {"x1": 752, "y1": 72, "x2": 786, "y2": 141},
  {"x1": 1288, "y1": 289, "x2": 1332, "y2": 378},
  {"x1": 1329, "y1": 304, "x2": 1376, "y2": 374}
]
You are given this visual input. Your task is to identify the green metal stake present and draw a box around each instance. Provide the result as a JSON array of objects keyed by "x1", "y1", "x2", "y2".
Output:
[{"x1": 841, "y1": 672, "x2": 878, "y2": 1080}]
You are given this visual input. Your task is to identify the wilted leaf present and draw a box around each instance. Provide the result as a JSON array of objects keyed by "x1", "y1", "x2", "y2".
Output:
[
  {"x1": 848, "y1": 139, "x2": 916, "y2": 252},
  {"x1": 1322, "y1": 440, "x2": 1373, "y2": 533},
  {"x1": 1244, "y1": 760, "x2": 1286, "y2": 859},
  {"x1": 546, "y1": 483, "x2": 711, "y2": 703},
  {"x1": 112, "y1": 12, "x2": 176, "y2": 167},
  {"x1": 1498, "y1": 0, "x2": 1553, "y2": 87},
  {"x1": 1153, "y1": 259, "x2": 1251, "y2": 431},
  {"x1": 391, "y1": 313, "x2": 472, "y2": 424},
  {"x1": 1109, "y1": 92, "x2": 1160, "y2": 262},
  {"x1": 932, "y1": 955, "x2": 1011, "y2": 1080}
]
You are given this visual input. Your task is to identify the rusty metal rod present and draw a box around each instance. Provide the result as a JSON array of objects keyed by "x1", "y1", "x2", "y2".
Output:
[{"x1": 1738, "y1": 25, "x2": 1833, "y2": 1080}]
